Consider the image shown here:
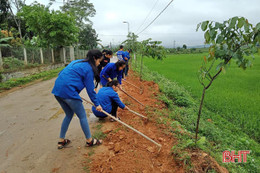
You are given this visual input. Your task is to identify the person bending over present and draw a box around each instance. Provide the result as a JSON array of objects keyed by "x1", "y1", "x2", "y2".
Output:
[
  {"x1": 100, "y1": 60, "x2": 126, "y2": 87},
  {"x1": 95, "y1": 50, "x2": 113, "y2": 89},
  {"x1": 92, "y1": 80, "x2": 129, "y2": 122},
  {"x1": 52, "y1": 49, "x2": 104, "y2": 149}
]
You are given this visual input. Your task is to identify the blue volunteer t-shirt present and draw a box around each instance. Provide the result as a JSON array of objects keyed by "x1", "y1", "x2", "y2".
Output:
[
  {"x1": 100, "y1": 63, "x2": 123, "y2": 86},
  {"x1": 117, "y1": 50, "x2": 127, "y2": 61},
  {"x1": 92, "y1": 87, "x2": 125, "y2": 117}
]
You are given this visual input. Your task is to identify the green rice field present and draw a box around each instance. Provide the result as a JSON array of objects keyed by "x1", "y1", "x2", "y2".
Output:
[{"x1": 143, "y1": 53, "x2": 260, "y2": 141}]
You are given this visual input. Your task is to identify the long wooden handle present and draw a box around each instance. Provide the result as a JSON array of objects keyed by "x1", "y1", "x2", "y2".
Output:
[
  {"x1": 128, "y1": 109, "x2": 147, "y2": 119},
  {"x1": 119, "y1": 88, "x2": 144, "y2": 106},
  {"x1": 81, "y1": 97, "x2": 161, "y2": 148},
  {"x1": 123, "y1": 80, "x2": 142, "y2": 91}
]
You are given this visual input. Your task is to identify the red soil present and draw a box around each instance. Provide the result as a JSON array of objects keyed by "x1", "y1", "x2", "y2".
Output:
[{"x1": 86, "y1": 70, "x2": 228, "y2": 173}]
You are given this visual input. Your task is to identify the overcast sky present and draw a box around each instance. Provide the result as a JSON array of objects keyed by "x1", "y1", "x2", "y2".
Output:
[{"x1": 27, "y1": 0, "x2": 260, "y2": 48}]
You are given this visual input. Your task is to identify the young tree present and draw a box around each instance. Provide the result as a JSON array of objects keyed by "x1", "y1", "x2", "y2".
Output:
[
  {"x1": 138, "y1": 38, "x2": 166, "y2": 79},
  {"x1": 123, "y1": 32, "x2": 139, "y2": 52},
  {"x1": 7, "y1": 0, "x2": 28, "y2": 64},
  {"x1": 183, "y1": 44, "x2": 187, "y2": 49},
  {"x1": 195, "y1": 17, "x2": 260, "y2": 142},
  {"x1": 121, "y1": 32, "x2": 139, "y2": 65},
  {"x1": 18, "y1": 3, "x2": 79, "y2": 63}
]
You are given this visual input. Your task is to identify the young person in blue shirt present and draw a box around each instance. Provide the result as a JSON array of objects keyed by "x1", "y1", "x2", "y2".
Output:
[
  {"x1": 124, "y1": 49, "x2": 132, "y2": 77},
  {"x1": 117, "y1": 45, "x2": 127, "y2": 61},
  {"x1": 98, "y1": 50, "x2": 113, "y2": 74},
  {"x1": 52, "y1": 49, "x2": 104, "y2": 149},
  {"x1": 100, "y1": 60, "x2": 126, "y2": 87},
  {"x1": 92, "y1": 80, "x2": 129, "y2": 121},
  {"x1": 95, "y1": 50, "x2": 113, "y2": 90}
]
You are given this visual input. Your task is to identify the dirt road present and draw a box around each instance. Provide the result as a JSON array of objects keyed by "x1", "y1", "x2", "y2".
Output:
[
  {"x1": 0, "y1": 77, "x2": 102, "y2": 173},
  {"x1": 0, "y1": 56, "x2": 119, "y2": 173}
]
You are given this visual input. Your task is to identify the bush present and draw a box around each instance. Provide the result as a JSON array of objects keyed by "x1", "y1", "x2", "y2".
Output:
[
  {"x1": 0, "y1": 73, "x2": 3, "y2": 82},
  {"x1": 0, "y1": 67, "x2": 64, "y2": 92},
  {"x1": 3, "y1": 57, "x2": 24, "y2": 70}
]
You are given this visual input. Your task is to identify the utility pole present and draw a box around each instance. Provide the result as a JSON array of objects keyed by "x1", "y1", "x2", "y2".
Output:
[{"x1": 174, "y1": 40, "x2": 176, "y2": 49}]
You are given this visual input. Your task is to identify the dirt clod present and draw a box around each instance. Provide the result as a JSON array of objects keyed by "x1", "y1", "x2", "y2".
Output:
[
  {"x1": 114, "y1": 143, "x2": 121, "y2": 153},
  {"x1": 147, "y1": 146, "x2": 155, "y2": 153},
  {"x1": 119, "y1": 135, "x2": 125, "y2": 140}
]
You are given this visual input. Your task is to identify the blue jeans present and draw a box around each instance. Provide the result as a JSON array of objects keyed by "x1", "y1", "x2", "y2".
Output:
[{"x1": 55, "y1": 96, "x2": 91, "y2": 139}]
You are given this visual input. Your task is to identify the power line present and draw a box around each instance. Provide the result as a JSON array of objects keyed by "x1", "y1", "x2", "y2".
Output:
[
  {"x1": 137, "y1": 0, "x2": 174, "y2": 36},
  {"x1": 135, "y1": 0, "x2": 160, "y2": 33}
]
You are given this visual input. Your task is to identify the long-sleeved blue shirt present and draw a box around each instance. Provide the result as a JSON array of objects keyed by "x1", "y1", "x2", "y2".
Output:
[
  {"x1": 124, "y1": 51, "x2": 130, "y2": 62},
  {"x1": 52, "y1": 59, "x2": 100, "y2": 106},
  {"x1": 100, "y1": 63, "x2": 123, "y2": 86},
  {"x1": 92, "y1": 87, "x2": 125, "y2": 117}
]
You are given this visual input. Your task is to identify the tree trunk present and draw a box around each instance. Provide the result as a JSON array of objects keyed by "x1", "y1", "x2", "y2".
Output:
[
  {"x1": 9, "y1": 3, "x2": 27, "y2": 64},
  {"x1": 40, "y1": 48, "x2": 44, "y2": 64},
  {"x1": 63, "y1": 47, "x2": 66, "y2": 63},
  {"x1": 51, "y1": 48, "x2": 55, "y2": 63},
  {"x1": 195, "y1": 68, "x2": 222, "y2": 142},
  {"x1": 70, "y1": 46, "x2": 75, "y2": 61},
  {"x1": 0, "y1": 47, "x2": 3, "y2": 70},
  {"x1": 18, "y1": 24, "x2": 28, "y2": 65},
  {"x1": 195, "y1": 87, "x2": 206, "y2": 142}
]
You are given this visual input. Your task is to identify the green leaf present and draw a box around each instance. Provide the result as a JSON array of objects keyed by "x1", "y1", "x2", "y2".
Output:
[
  {"x1": 256, "y1": 22, "x2": 260, "y2": 30},
  {"x1": 196, "y1": 23, "x2": 201, "y2": 31},
  {"x1": 201, "y1": 21, "x2": 209, "y2": 31},
  {"x1": 216, "y1": 35, "x2": 224, "y2": 44},
  {"x1": 244, "y1": 20, "x2": 250, "y2": 33},
  {"x1": 229, "y1": 16, "x2": 238, "y2": 28},
  {"x1": 0, "y1": 37, "x2": 13, "y2": 42},
  {"x1": 204, "y1": 30, "x2": 210, "y2": 43},
  {"x1": 216, "y1": 62, "x2": 224, "y2": 71},
  {"x1": 215, "y1": 22, "x2": 221, "y2": 28},
  {"x1": 237, "y1": 17, "x2": 245, "y2": 28},
  {"x1": 209, "y1": 29, "x2": 217, "y2": 40},
  {"x1": 0, "y1": 44, "x2": 12, "y2": 48}
]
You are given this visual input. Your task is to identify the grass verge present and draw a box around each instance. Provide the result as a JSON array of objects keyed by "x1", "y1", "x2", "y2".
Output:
[{"x1": 0, "y1": 67, "x2": 64, "y2": 92}]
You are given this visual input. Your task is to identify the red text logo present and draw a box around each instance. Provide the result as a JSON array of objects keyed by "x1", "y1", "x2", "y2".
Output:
[{"x1": 223, "y1": 150, "x2": 250, "y2": 163}]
